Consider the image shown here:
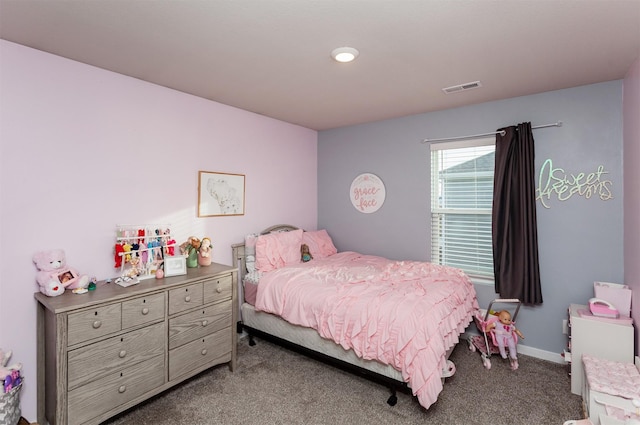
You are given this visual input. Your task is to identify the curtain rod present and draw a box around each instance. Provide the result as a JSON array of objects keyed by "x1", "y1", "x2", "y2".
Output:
[{"x1": 421, "y1": 121, "x2": 563, "y2": 144}]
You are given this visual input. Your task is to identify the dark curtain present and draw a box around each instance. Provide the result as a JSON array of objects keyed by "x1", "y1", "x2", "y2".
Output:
[{"x1": 492, "y1": 122, "x2": 543, "y2": 304}]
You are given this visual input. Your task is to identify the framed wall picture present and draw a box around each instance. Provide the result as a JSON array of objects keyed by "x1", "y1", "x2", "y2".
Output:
[
  {"x1": 198, "y1": 171, "x2": 245, "y2": 217},
  {"x1": 164, "y1": 255, "x2": 187, "y2": 277}
]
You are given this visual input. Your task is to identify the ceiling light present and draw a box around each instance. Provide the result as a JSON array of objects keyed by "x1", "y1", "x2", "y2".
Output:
[{"x1": 331, "y1": 47, "x2": 359, "y2": 63}]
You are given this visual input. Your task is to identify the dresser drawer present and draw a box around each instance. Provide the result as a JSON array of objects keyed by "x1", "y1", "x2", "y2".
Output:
[
  {"x1": 68, "y1": 303, "x2": 122, "y2": 346},
  {"x1": 67, "y1": 354, "x2": 164, "y2": 425},
  {"x1": 168, "y1": 328, "x2": 231, "y2": 381},
  {"x1": 67, "y1": 322, "x2": 165, "y2": 390},
  {"x1": 203, "y1": 274, "x2": 233, "y2": 304},
  {"x1": 122, "y1": 292, "x2": 165, "y2": 329},
  {"x1": 168, "y1": 282, "x2": 203, "y2": 315},
  {"x1": 168, "y1": 299, "x2": 232, "y2": 350}
]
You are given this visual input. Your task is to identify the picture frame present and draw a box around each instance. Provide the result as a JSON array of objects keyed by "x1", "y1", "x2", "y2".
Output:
[
  {"x1": 164, "y1": 255, "x2": 187, "y2": 277},
  {"x1": 198, "y1": 171, "x2": 245, "y2": 217},
  {"x1": 57, "y1": 270, "x2": 78, "y2": 284}
]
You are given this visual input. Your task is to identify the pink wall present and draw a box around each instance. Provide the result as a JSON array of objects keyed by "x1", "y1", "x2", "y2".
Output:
[
  {"x1": 623, "y1": 56, "x2": 640, "y2": 357},
  {"x1": 0, "y1": 40, "x2": 317, "y2": 421}
]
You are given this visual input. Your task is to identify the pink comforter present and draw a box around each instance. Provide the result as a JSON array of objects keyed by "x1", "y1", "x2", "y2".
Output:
[{"x1": 255, "y1": 251, "x2": 478, "y2": 409}]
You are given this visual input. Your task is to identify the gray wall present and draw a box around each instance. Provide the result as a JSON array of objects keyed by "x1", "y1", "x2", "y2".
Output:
[{"x1": 318, "y1": 81, "x2": 623, "y2": 356}]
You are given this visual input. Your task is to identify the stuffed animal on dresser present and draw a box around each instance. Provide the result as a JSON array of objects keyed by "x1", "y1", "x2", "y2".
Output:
[{"x1": 33, "y1": 249, "x2": 89, "y2": 296}]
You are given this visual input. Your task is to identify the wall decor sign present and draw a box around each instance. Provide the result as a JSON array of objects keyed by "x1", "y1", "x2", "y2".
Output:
[
  {"x1": 350, "y1": 173, "x2": 386, "y2": 213},
  {"x1": 198, "y1": 171, "x2": 245, "y2": 217},
  {"x1": 535, "y1": 159, "x2": 614, "y2": 209}
]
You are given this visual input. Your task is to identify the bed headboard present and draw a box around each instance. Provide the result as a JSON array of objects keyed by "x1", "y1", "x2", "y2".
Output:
[{"x1": 231, "y1": 224, "x2": 300, "y2": 283}]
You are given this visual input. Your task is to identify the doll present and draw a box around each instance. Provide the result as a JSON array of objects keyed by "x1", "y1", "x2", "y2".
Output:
[
  {"x1": 486, "y1": 309, "x2": 524, "y2": 370},
  {"x1": 180, "y1": 236, "x2": 201, "y2": 268},
  {"x1": 198, "y1": 237, "x2": 212, "y2": 266},
  {"x1": 301, "y1": 244, "x2": 313, "y2": 262}
]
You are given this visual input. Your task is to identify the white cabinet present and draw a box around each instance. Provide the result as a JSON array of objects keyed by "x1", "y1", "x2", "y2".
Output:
[{"x1": 568, "y1": 304, "x2": 634, "y2": 395}]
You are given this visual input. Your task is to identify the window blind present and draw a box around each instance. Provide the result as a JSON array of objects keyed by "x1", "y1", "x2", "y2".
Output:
[{"x1": 430, "y1": 138, "x2": 495, "y2": 279}]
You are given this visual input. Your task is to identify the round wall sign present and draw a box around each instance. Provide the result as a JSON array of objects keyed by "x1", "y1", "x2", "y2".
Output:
[{"x1": 350, "y1": 173, "x2": 386, "y2": 213}]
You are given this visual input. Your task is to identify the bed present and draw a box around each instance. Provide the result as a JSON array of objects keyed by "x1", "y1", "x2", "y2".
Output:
[{"x1": 232, "y1": 225, "x2": 478, "y2": 409}]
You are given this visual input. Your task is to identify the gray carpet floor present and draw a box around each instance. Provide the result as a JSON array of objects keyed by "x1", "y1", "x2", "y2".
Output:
[{"x1": 104, "y1": 335, "x2": 584, "y2": 424}]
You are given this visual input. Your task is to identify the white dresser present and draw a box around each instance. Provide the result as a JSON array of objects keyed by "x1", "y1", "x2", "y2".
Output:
[
  {"x1": 568, "y1": 304, "x2": 634, "y2": 395},
  {"x1": 35, "y1": 264, "x2": 237, "y2": 425}
]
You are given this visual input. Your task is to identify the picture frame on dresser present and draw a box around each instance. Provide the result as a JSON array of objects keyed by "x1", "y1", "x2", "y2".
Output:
[
  {"x1": 164, "y1": 255, "x2": 187, "y2": 277},
  {"x1": 197, "y1": 170, "x2": 245, "y2": 217}
]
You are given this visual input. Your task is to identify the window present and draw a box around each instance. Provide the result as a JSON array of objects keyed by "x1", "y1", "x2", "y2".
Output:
[{"x1": 430, "y1": 138, "x2": 495, "y2": 279}]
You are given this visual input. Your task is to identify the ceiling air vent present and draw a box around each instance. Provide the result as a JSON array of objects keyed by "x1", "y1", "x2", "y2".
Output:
[{"x1": 442, "y1": 81, "x2": 482, "y2": 94}]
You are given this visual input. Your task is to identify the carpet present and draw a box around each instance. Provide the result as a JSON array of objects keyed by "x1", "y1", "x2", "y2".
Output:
[{"x1": 104, "y1": 336, "x2": 583, "y2": 425}]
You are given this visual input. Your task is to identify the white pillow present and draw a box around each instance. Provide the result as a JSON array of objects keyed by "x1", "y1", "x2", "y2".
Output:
[
  {"x1": 246, "y1": 255, "x2": 256, "y2": 273},
  {"x1": 244, "y1": 233, "x2": 259, "y2": 272}
]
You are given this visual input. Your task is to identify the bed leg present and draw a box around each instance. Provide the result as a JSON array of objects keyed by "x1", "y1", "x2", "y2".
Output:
[
  {"x1": 248, "y1": 335, "x2": 256, "y2": 346},
  {"x1": 387, "y1": 388, "x2": 398, "y2": 406}
]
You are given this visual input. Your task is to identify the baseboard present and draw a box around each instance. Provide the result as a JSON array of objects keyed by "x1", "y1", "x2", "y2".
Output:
[
  {"x1": 518, "y1": 344, "x2": 565, "y2": 364},
  {"x1": 461, "y1": 332, "x2": 565, "y2": 364}
]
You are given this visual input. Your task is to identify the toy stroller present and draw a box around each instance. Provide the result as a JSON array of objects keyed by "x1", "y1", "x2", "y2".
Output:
[{"x1": 468, "y1": 298, "x2": 523, "y2": 370}]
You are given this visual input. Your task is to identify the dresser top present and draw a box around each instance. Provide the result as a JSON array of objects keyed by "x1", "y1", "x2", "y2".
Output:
[
  {"x1": 35, "y1": 262, "x2": 236, "y2": 313},
  {"x1": 570, "y1": 303, "x2": 634, "y2": 328}
]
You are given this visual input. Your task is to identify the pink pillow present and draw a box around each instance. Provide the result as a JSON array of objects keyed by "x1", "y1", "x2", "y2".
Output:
[
  {"x1": 302, "y1": 229, "x2": 337, "y2": 259},
  {"x1": 255, "y1": 229, "x2": 303, "y2": 272}
]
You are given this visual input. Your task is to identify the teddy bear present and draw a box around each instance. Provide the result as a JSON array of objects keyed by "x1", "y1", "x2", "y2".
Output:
[{"x1": 33, "y1": 249, "x2": 90, "y2": 297}]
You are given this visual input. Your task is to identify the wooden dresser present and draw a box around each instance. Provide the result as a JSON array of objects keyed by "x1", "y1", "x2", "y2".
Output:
[{"x1": 34, "y1": 263, "x2": 237, "y2": 425}]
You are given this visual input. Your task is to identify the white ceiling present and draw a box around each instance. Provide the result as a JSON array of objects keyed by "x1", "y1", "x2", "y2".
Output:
[{"x1": 1, "y1": 0, "x2": 639, "y2": 131}]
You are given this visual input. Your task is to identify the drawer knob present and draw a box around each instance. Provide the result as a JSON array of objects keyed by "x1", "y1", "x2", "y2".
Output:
[
  {"x1": 119, "y1": 350, "x2": 127, "y2": 358},
  {"x1": 202, "y1": 320, "x2": 208, "y2": 327},
  {"x1": 118, "y1": 385, "x2": 126, "y2": 394},
  {"x1": 92, "y1": 320, "x2": 102, "y2": 329},
  {"x1": 201, "y1": 349, "x2": 207, "y2": 356},
  {"x1": 142, "y1": 307, "x2": 149, "y2": 315},
  {"x1": 216, "y1": 286, "x2": 222, "y2": 293},
  {"x1": 185, "y1": 295, "x2": 191, "y2": 302}
]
